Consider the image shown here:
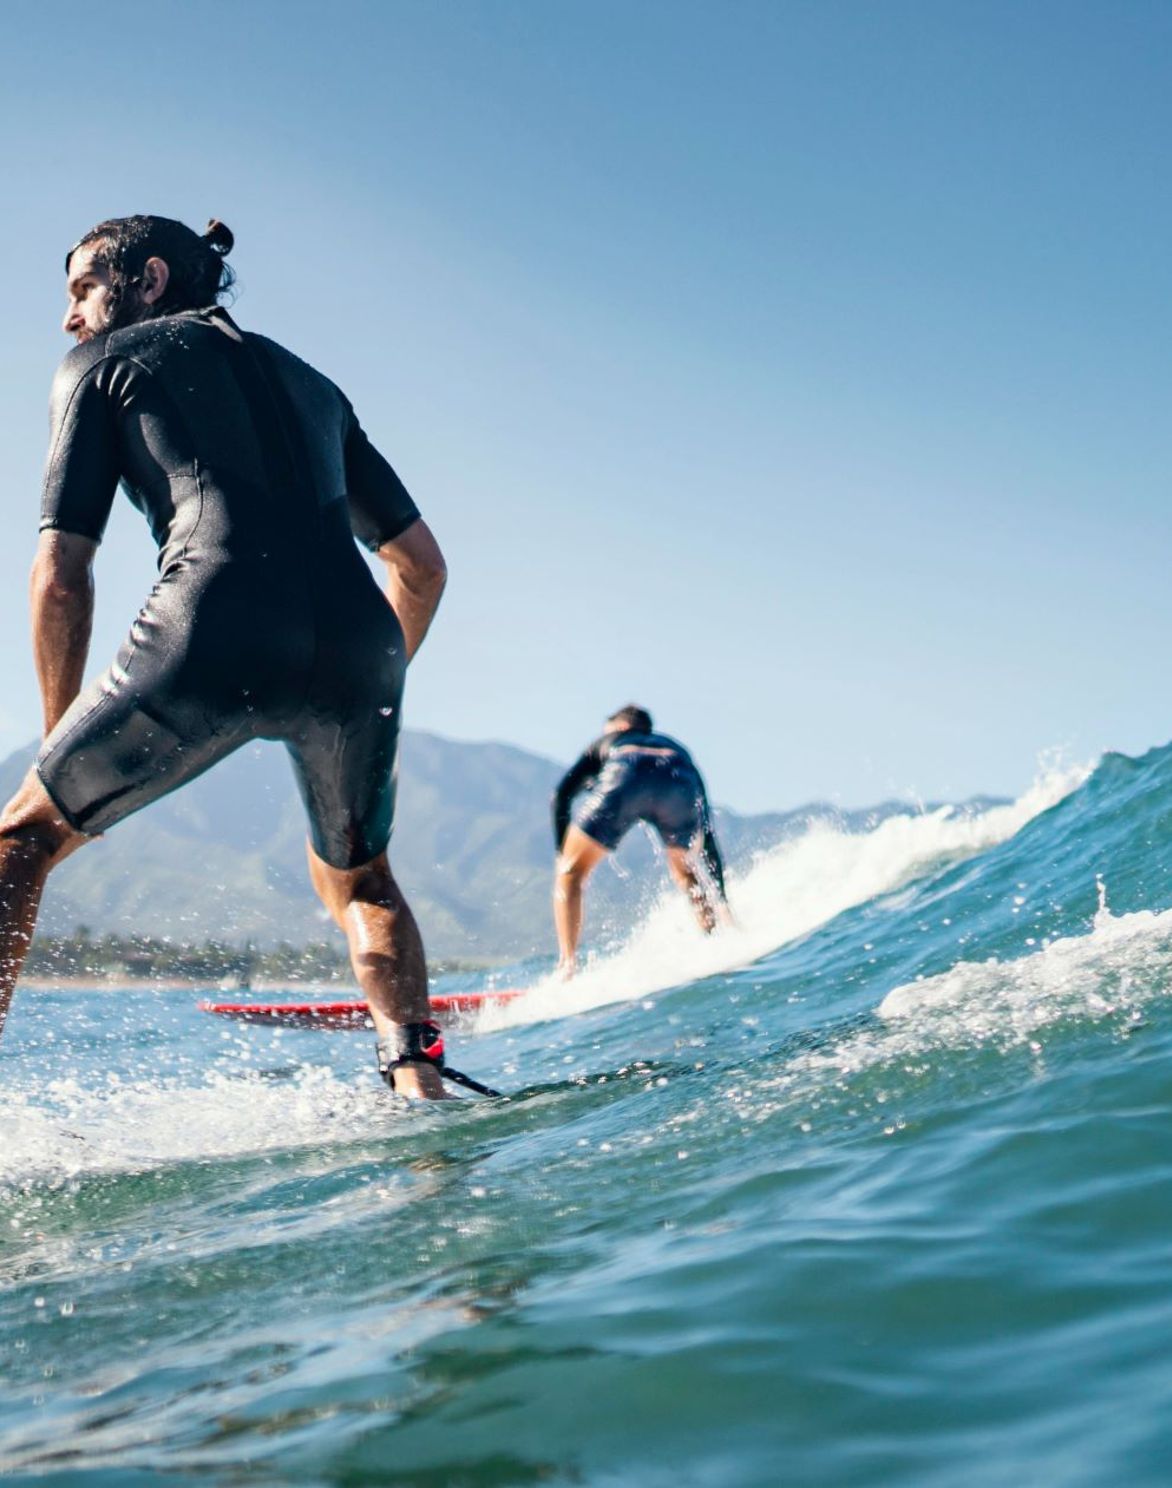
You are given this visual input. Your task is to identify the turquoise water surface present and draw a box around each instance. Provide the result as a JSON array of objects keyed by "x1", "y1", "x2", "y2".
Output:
[{"x1": 4, "y1": 745, "x2": 1172, "y2": 1485}]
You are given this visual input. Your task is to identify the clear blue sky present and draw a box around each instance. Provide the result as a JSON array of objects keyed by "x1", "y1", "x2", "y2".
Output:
[{"x1": 1, "y1": 0, "x2": 1169, "y2": 812}]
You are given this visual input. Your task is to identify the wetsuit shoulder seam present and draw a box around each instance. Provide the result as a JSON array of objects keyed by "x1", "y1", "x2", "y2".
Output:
[
  {"x1": 109, "y1": 353, "x2": 156, "y2": 379},
  {"x1": 45, "y1": 351, "x2": 122, "y2": 483}
]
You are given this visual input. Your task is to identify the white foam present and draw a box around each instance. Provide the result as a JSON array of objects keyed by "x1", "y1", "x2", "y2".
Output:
[
  {"x1": 773, "y1": 900, "x2": 1172, "y2": 1094},
  {"x1": 482, "y1": 759, "x2": 1088, "y2": 1031},
  {"x1": 880, "y1": 902, "x2": 1172, "y2": 1035},
  {"x1": 0, "y1": 760, "x2": 1088, "y2": 1186},
  {"x1": 0, "y1": 1063, "x2": 381, "y2": 1190}
]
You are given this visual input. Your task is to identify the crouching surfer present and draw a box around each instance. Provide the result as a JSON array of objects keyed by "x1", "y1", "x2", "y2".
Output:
[
  {"x1": 0, "y1": 214, "x2": 489, "y2": 1099},
  {"x1": 551, "y1": 706, "x2": 730, "y2": 979}
]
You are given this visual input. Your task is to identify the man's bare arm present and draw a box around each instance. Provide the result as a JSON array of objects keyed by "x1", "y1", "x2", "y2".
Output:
[
  {"x1": 377, "y1": 518, "x2": 447, "y2": 663},
  {"x1": 30, "y1": 531, "x2": 97, "y2": 737}
]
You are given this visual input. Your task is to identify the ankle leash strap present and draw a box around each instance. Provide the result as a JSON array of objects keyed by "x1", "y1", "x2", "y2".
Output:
[{"x1": 376, "y1": 1020, "x2": 502, "y2": 1098}]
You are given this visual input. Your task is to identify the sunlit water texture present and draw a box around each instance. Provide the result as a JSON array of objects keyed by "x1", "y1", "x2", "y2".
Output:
[{"x1": 6, "y1": 746, "x2": 1172, "y2": 1485}]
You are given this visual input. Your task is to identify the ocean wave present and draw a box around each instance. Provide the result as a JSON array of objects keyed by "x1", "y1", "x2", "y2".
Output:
[{"x1": 484, "y1": 757, "x2": 1088, "y2": 1029}]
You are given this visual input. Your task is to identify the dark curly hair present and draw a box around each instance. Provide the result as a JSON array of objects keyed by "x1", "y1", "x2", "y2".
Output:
[
  {"x1": 65, "y1": 215, "x2": 236, "y2": 320},
  {"x1": 607, "y1": 705, "x2": 653, "y2": 733}
]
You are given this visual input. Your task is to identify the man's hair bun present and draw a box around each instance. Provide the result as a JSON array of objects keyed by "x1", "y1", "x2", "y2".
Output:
[
  {"x1": 68, "y1": 213, "x2": 237, "y2": 314},
  {"x1": 202, "y1": 219, "x2": 234, "y2": 256}
]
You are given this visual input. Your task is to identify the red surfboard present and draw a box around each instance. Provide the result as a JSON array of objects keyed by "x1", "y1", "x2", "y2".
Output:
[{"x1": 199, "y1": 988, "x2": 527, "y2": 1030}]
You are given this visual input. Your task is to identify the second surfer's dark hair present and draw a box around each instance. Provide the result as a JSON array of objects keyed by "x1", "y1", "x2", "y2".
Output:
[
  {"x1": 607, "y1": 704, "x2": 653, "y2": 733},
  {"x1": 65, "y1": 215, "x2": 236, "y2": 317}
]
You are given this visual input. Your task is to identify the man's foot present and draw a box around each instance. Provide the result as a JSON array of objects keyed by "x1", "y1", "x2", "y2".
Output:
[
  {"x1": 377, "y1": 1021, "x2": 452, "y2": 1100},
  {"x1": 376, "y1": 1021, "x2": 502, "y2": 1100},
  {"x1": 386, "y1": 1059, "x2": 451, "y2": 1100},
  {"x1": 556, "y1": 956, "x2": 576, "y2": 982}
]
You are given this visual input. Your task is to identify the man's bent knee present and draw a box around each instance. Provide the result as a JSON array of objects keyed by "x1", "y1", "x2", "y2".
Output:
[
  {"x1": 306, "y1": 839, "x2": 400, "y2": 916},
  {"x1": 0, "y1": 772, "x2": 87, "y2": 870}
]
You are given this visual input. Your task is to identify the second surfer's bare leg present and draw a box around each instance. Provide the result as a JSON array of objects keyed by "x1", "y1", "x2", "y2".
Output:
[
  {"x1": 306, "y1": 842, "x2": 446, "y2": 1099},
  {"x1": 0, "y1": 770, "x2": 89, "y2": 1041},
  {"x1": 665, "y1": 846, "x2": 717, "y2": 935},
  {"x1": 553, "y1": 825, "x2": 609, "y2": 978}
]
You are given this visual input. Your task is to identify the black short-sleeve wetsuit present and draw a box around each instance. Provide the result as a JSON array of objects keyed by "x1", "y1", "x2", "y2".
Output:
[
  {"x1": 37, "y1": 306, "x2": 420, "y2": 868},
  {"x1": 552, "y1": 730, "x2": 728, "y2": 898}
]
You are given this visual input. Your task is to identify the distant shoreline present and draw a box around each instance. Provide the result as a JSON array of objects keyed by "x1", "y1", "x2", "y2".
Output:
[
  {"x1": 18, "y1": 958, "x2": 499, "y2": 995},
  {"x1": 18, "y1": 976, "x2": 362, "y2": 994}
]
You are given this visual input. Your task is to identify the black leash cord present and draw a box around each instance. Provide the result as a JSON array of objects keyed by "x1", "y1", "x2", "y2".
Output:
[{"x1": 440, "y1": 1065, "x2": 503, "y2": 1098}]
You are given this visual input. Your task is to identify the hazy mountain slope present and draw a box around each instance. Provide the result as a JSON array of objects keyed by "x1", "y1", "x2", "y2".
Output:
[{"x1": 0, "y1": 732, "x2": 1000, "y2": 960}]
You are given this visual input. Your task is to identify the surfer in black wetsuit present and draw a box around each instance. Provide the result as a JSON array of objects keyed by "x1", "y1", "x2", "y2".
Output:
[
  {"x1": 0, "y1": 214, "x2": 465, "y2": 1099},
  {"x1": 552, "y1": 705, "x2": 729, "y2": 977}
]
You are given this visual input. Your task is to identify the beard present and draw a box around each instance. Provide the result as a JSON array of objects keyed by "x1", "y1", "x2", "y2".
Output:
[{"x1": 101, "y1": 281, "x2": 153, "y2": 333}]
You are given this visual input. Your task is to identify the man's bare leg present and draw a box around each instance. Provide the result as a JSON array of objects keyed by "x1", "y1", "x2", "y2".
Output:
[
  {"x1": 553, "y1": 825, "x2": 609, "y2": 979},
  {"x1": 0, "y1": 771, "x2": 89, "y2": 1040},
  {"x1": 665, "y1": 846, "x2": 718, "y2": 935},
  {"x1": 307, "y1": 842, "x2": 447, "y2": 1099}
]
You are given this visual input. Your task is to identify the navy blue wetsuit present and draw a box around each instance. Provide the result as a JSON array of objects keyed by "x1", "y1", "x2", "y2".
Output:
[
  {"x1": 553, "y1": 730, "x2": 727, "y2": 897},
  {"x1": 37, "y1": 306, "x2": 419, "y2": 868}
]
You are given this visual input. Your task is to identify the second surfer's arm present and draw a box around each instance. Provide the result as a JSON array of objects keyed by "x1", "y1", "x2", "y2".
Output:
[
  {"x1": 693, "y1": 773, "x2": 729, "y2": 906},
  {"x1": 31, "y1": 531, "x2": 97, "y2": 737},
  {"x1": 701, "y1": 819, "x2": 729, "y2": 905},
  {"x1": 552, "y1": 743, "x2": 605, "y2": 849},
  {"x1": 377, "y1": 518, "x2": 447, "y2": 663}
]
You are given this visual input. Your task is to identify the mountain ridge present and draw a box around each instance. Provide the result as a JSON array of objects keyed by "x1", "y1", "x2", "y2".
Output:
[{"x1": 0, "y1": 731, "x2": 1005, "y2": 960}]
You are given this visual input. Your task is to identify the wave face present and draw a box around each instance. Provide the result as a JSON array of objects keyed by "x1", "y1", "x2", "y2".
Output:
[{"x1": 6, "y1": 745, "x2": 1172, "y2": 1483}]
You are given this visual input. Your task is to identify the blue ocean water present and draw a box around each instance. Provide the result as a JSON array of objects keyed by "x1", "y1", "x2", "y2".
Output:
[{"x1": 4, "y1": 745, "x2": 1172, "y2": 1485}]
